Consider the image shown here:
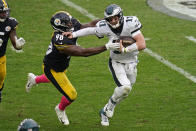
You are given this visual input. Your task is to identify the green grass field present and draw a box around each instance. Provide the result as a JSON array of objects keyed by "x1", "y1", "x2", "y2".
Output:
[{"x1": 0, "y1": 0, "x2": 196, "y2": 130}]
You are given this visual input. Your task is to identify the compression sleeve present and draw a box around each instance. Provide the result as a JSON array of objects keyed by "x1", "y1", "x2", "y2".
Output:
[{"x1": 72, "y1": 27, "x2": 96, "y2": 38}]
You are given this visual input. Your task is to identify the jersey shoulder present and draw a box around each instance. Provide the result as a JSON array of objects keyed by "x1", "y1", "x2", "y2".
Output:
[
  {"x1": 52, "y1": 32, "x2": 75, "y2": 46},
  {"x1": 95, "y1": 20, "x2": 109, "y2": 38},
  {"x1": 96, "y1": 20, "x2": 107, "y2": 28},
  {"x1": 124, "y1": 16, "x2": 142, "y2": 30},
  {"x1": 7, "y1": 17, "x2": 18, "y2": 29},
  {"x1": 71, "y1": 17, "x2": 81, "y2": 31}
]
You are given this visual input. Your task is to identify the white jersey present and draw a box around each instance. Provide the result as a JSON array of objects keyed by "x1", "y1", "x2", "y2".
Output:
[{"x1": 95, "y1": 16, "x2": 142, "y2": 63}]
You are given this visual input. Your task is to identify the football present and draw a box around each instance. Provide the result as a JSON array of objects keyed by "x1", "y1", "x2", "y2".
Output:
[
  {"x1": 120, "y1": 36, "x2": 136, "y2": 47},
  {"x1": 113, "y1": 36, "x2": 136, "y2": 47}
]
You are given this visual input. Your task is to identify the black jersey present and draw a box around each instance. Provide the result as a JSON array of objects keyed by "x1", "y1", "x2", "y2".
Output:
[
  {"x1": 0, "y1": 17, "x2": 18, "y2": 57},
  {"x1": 43, "y1": 18, "x2": 81, "y2": 72}
]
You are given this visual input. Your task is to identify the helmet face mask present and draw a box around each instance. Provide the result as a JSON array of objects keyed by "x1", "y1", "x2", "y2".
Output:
[
  {"x1": 0, "y1": 0, "x2": 9, "y2": 21},
  {"x1": 104, "y1": 4, "x2": 123, "y2": 29},
  {"x1": 51, "y1": 11, "x2": 74, "y2": 32},
  {"x1": 105, "y1": 15, "x2": 121, "y2": 29}
]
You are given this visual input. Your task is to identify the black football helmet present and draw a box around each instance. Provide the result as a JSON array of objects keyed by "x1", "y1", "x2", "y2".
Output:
[
  {"x1": 50, "y1": 11, "x2": 74, "y2": 32},
  {"x1": 104, "y1": 4, "x2": 124, "y2": 29},
  {"x1": 17, "y1": 119, "x2": 40, "y2": 131},
  {"x1": 0, "y1": 0, "x2": 9, "y2": 21}
]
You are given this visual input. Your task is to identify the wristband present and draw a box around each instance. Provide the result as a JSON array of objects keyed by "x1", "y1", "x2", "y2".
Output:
[{"x1": 124, "y1": 43, "x2": 138, "y2": 53}]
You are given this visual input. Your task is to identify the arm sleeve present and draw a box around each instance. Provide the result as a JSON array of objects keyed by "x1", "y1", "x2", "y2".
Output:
[{"x1": 72, "y1": 27, "x2": 96, "y2": 38}]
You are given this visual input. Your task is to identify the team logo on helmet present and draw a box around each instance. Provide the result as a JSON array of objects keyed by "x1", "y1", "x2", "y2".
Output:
[
  {"x1": 50, "y1": 11, "x2": 74, "y2": 32},
  {"x1": 54, "y1": 18, "x2": 61, "y2": 26}
]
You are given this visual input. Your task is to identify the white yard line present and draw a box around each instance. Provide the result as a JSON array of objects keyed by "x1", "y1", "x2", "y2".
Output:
[
  {"x1": 185, "y1": 36, "x2": 196, "y2": 43},
  {"x1": 144, "y1": 38, "x2": 151, "y2": 41},
  {"x1": 61, "y1": 0, "x2": 196, "y2": 83},
  {"x1": 61, "y1": 0, "x2": 98, "y2": 20},
  {"x1": 144, "y1": 48, "x2": 196, "y2": 83}
]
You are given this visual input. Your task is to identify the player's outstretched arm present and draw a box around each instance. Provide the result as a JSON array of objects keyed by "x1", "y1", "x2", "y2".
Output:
[
  {"x1": 62, "y1": 19, "x2": 102, "y2": 39},
  {"x1": 9, "y1": 29, "x2": 25, "y2": 50},
  {"x1": 59, "y1": 45, "x2": 106, "y2": 57},
  {"x1": 62, "y1": 27, "x2": 96, "y2": 39},
  {"x1": 57, "y1": 41, "x2": 120, "y2": 57}
]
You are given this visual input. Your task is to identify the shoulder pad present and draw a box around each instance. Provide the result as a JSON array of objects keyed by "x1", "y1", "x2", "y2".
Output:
[
  {"x1": 125, "y1": 16, "x2": 142, "y2": 29},
  {"x1": 96, "y1": 20, "x2": 107, "y2": 27},
  {"x1": 7, "y1": 17, "x2": 18, "y2": 29},
  {"x1": 71, "y1": 18, "x2": 81, "y2": 31},
  {"x1": 125, "y1": 16, "x2": 134, "y2": 22},
  {"x1": 9, "y1": 17, "x2": 18, "y2": 22},
  {"x1": 125, "y1": 16, "x2": 139, "y2": 23},
  {"x1": 72, "y1": 18, "x2": 80, "y2": 25}
]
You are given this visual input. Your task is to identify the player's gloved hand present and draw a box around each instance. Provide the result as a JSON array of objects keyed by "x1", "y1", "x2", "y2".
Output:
[
  {"x1": 16, "y1": 37, "x2": 25, "y2": 49},
  {"x1": 105, "y1": 40, "x2": 120, "y2": 50}
]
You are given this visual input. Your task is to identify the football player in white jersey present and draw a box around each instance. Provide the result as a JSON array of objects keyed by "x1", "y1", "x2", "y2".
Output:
[{"x1": 63, "y1": 4, "x2": 146, "y2": 126}]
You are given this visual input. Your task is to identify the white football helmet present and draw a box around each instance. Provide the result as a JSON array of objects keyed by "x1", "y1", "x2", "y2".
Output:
[{"x1": 104, "y1": 4, "x2": 124, "y2": 29}]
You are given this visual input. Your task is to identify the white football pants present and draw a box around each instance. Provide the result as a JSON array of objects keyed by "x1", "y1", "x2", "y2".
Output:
[
  {"x1": 108, "y1": 59, "x2": 137, "y2": 87},
  {"x1": 108, "y1": 58, "x2": 138, "y2": 103}
]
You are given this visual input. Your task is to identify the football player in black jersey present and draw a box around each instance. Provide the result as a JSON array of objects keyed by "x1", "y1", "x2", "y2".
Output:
[
  {"x1": 0, "y1": 0, "x2": 25, "y2": 103},
  {"x1": 26, "y1": 11, "x2": 120, "y2": 125}
]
